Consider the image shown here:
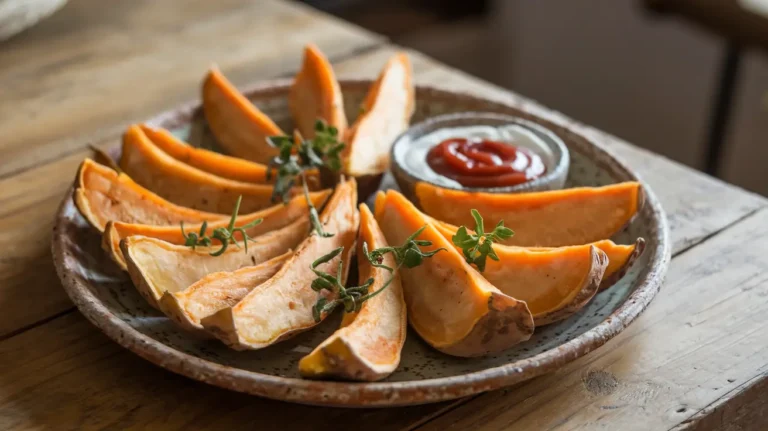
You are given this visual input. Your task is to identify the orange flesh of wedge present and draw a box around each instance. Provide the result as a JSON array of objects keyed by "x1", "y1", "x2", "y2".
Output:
[
  {"x1": 482, "y1": 245, "x2": 608, "y2": 325},
  {"x1": 140, "y1": 125, "x2": 321, "y2": 189},
  {"x1": 374, "y1": 190, "x2": 534, "y2": 357},
  {"x1": 74, "y1": 159, "x2": 225, "y2": 232},
  {"x1": 202, "y1": 66, "x2": 284, "y2": 164},
  {"x1": 415, "y1": 181, "x2": 642, "y2": 247},
  {"x1": 120, "y1": 125, "x2": 291, "y2": 214},
  {"x1": 200, "y1": 180, "x2": 359, "y2": 350},
  {"x1": 289, "y1": 44, "x2": 347, "y2": 140},
  {"x1": 430, "y1": 219, "x2": 643, "y2": 292},
  {"x1": 299, "y1": 203, "x2": 406, "y2": 381},
  {"x1": 140, "y1": 125, "x2": 271, "y2": 183},
  {"x1": 102, "y1": 189, "x2": 331, "y2": 270},
  {"x1": 344, "y1": 53, "x2": 414, "y2": 177}
]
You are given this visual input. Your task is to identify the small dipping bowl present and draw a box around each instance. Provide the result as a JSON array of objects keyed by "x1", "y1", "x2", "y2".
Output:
[{"x1": 391, "y1": 112, "x2": 570, "y2": 200}]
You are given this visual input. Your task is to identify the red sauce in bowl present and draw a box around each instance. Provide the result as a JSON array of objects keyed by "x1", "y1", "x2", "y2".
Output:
[{"x1": 426, "y1": 137, "x2": 546, "y2": 188}]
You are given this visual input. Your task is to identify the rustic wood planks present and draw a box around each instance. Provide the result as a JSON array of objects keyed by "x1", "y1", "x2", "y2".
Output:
[{"x1": 0, "y1": 0, "x2": 382, "y2": 179}]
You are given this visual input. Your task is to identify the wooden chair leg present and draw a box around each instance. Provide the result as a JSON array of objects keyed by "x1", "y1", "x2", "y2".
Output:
[{"x1": 704, "y1": 42, "x2": 742, "y2": 176}]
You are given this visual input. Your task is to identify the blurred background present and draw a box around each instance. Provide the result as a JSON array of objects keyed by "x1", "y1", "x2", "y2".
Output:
[
  {"x1": 3, "y1": 0, "x2": 767, "y2": 195},
  {"x1": 303, "y1": 0, "x2": 768, "y2": 196}
]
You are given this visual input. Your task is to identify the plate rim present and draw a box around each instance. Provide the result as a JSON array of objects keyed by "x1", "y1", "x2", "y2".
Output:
[{"x1": 51, "y1": 79, "x2": 671, "y2": 407}]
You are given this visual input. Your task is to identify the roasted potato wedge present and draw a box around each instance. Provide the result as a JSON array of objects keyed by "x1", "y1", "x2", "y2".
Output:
[
  {"x1": 415, "y1": 181, "x2": 643, "y2": 247},
  {"x1": 344, "y1": 53, "x2": 414, "y2": 177},
  {"x1": 201, "y1": 179, "x2": 359, "y2": 350},
  {"x1": 202, "y1": 66, "x2": 284, "y2": 164},
  {"x1": 159, "y1": 252, "x2": 291, "y2": 331},
  {"x1": 121, "y1": 125, "x2": 289, "y2": 213},
  {"x1": 289, "y1": 44, "x2": 348, "y2": 140},
  {"x1": 102, "y1": 189, "x2": 331, "y2": 269},
  {"x1": 375, "y1": 190, "x2": 534, "y2": 357},
  {"x1": 74, "y1": 158, "x2": 224, "y2": 232},
  {"x1": 299, "y1": 204, "x2": 406, "y2": 381},
  {"x1": 122, "y1": 216, "x2": 308, "y2": 309}
]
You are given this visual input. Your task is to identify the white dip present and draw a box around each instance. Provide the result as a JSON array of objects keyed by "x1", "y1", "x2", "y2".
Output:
[{"x1": 394, "y1": 124, "x2": 556, "y2": 189}]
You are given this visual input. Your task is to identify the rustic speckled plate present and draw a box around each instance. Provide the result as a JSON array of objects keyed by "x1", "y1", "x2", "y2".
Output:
[{"x1": 52, "y1": 80, "x2": 670, "y2": 407}]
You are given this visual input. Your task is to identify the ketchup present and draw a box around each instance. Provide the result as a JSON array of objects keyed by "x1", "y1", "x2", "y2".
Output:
[{"x1": 426, "y1": 137, "x2": 546, "y2": 188}]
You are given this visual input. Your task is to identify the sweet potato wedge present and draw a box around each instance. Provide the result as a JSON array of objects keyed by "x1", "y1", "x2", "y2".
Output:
[
  {"x1": 587, "y1": 238, "x2": 646, "y2": 291},
  {"x1": 482, "y1": 245, "x2": 607, "y2": 326},
  {"x1": 344, "y1": 53, "x2": 414, "y2": 177},
  {"x1": 122, "y1": 216, "x2": 308, "y2": 309},
  {"x1": 102, "y1": 189, "x2": 331, "y2": 270},
  {"x1": 374, "y1": 190, "x2": 534, "y2": 357},
  {"x1": 202, "y1": 66, "x2": 284, "y2": 164},
  {"x1": 141, "y1": 124, "x2": 321, "y2": 189},
  {"x1": 74, "y1": 158, "x2": 225, "y2": 232},
  {"x1": 201, "y1": 179, "x2": 359, "y2": 350},
  {"x1": 158, "y1": 252, "x2": 291, "y2": 331},
  {"x1": 415, "y1": 181, "x2": 643, "y2": 247},
  {"x1": 140, "y1": 125, "x2": 270, "y2": 183},
  {"x1": 289, "y1": 44, "x2": 347, "y2": 140},
  {"x1": 299, "y1": 204, "x2": 406, "y2": 381},
  {"x1": 431, "y1": 220, "x2": 644, "y2": 292},
  {"x1": 120, "y1": 125, "x2": 289, "y2": 214}
]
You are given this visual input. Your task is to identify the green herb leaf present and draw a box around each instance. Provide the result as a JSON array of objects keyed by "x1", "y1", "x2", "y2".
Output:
[
  {"x1": 310, "y1": 225, "x2": 445, "y2": 322},
  {"x1": 452, "y1": 210, "x2": 515, "y2": 272},
  {"x1": 179, "y1": 195, "x2": 262, "y2": 256},
  {"x1": 266, "y1": 119, "x2": 345, "y2": 236}
]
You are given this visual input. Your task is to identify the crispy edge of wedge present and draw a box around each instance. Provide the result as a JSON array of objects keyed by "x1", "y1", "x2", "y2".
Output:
[
  {"x1": 529, "y1": 246, "x2": 608, "y2": 326},
  {"x1": 120, "y1": 125, "x2": 287, "y2": 213},
  {"x1": 289, "y1": 43, "x2": 348, "y2": 139},
  {"x1": 344, "y1": 52, "x2": 414, "y2": 177},
  {"x1": 202, "y1": 66, "x2": 283, "y2": 163},
  {"x1": 598, "y1": 238, "x2": 646, "y2": 292},
  {"x1": 73, "y1": 158, "x2": 224, "y2": 232},
  {"x1": 298, "y1": 203, "x2": 406, "y2": 381},
  {"x1": 101, "y1": 189, "x2": 332, "y2": 271},
  {"x1": 158, "y1": 251, "x2": 292, "y2": 332},
  {"x1": 374, "y1": 189, "x2": 535, "y2": 357},
  {"x1": 200, "y1": 180, "x2": 359, "y2": 350}
]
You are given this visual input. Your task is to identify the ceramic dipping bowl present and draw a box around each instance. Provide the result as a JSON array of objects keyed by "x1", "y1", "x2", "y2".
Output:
[{"x1": 391, "y1": 112, "x2": 570, "y2": 201}]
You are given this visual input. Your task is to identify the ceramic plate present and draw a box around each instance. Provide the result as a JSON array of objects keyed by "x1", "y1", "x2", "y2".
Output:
[{"x1": 52, "y1": 80, "x2": 670, "y2": 407}]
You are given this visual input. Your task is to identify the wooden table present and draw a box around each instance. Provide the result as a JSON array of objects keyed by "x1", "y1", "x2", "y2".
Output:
[{"x1": 1, "y1": 1, "x2": 767, "y2": 429}]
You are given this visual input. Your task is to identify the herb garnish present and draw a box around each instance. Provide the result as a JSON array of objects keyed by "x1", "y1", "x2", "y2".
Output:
[
  {"x1": 310, "y1": 225, "x2": 445, "y2": 322},
  {"x1": 266, "y1": 120, "x2": 345, "y2": 237},
  {"x1": 451, "y1": 209, "x2": 514, "y2": 272},
  {"x1": 180, "y1": 195, "x2": 262, "y2": 256}
]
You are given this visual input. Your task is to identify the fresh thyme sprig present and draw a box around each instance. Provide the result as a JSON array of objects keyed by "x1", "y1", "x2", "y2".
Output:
[
  {"x1": 310, "y1": 225, "x2": 445, "y2": 322},
  {"x1": 452, "y1": 209, "x2": 514, "y2": 272},
  {"x1": 180, "y1": 195, "x2": 262, "y2": 256},
  {"x1": 266, "y1": 120, "x2": 345, "y2": 237}
]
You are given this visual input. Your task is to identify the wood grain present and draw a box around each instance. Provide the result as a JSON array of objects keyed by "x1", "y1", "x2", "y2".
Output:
[
  {"x1": 673, "y1": 371, "x2": 768, "y2": 430},
  {"x1": 0, "y1": 0, "x2": 382, "y2": 179},
  {"x1": 418, "y1": 208, "x2": 768, "y2": 431},
  {"x1": 0, "y1": 312, "x2": 451, "y2": 430}
]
